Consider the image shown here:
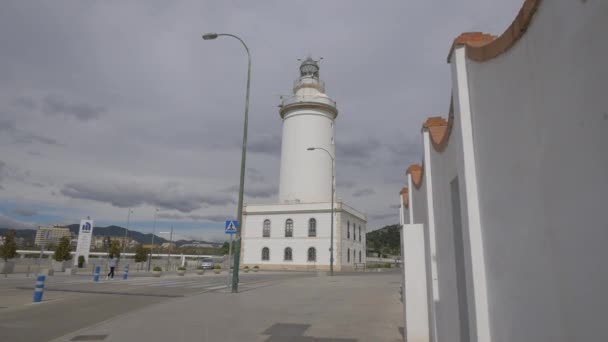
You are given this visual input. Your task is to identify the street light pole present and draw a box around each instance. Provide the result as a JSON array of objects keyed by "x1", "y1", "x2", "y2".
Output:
[
  {"x1": 202, "y1": 32, "x2": 251, "y2": 293},
  {"x1": 123, "y1": 209, "x2": 133, "y2": 256},
  {"x1": 148, "y1": 208, "x2": 159, "y2": 272},
  {"x1": 307, "y1": 147, "x2": 335, "y2": 276}
]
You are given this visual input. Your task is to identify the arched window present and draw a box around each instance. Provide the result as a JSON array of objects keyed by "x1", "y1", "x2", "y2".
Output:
[
  {"x1": 347, "y1": 248, "x2": 350, "y2": 263},
  {"x1": 263, "y1": 219, "x2": 271, "y2": 238},
  {"x1": 354, "y1": 249, "x2": 356, "y2": 262},
  {"x1": 262, "y1": 247, "x2": 269, "y2": 261},
  {"x1": 359, "y1": 226, "x2": 361, "y2": 242},
  {"x1": 347, "y1": 221, "x2": 350, "y2": 239},
  {"x1": 308, "y1": 218, "x2": 316, "y2": 237},
  {"x1": 284, "y1": 247, "x2": 293, "y2": 261},
  {"x1": 307, "y1": 247, "x2": 316, "y2": 262},
  {"x1": 285, "y1": 219, "x2": 293, "y2": 237},
  {"x1": 359, "y1": 250, "x2": 362, "y2": 263}
]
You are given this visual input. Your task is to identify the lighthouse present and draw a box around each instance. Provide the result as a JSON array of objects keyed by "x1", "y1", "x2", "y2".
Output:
[
  {"x1": 278, "y1": 57, "x2": 337, "y2": 204},
  {"x1": 240, "y1": 57, "x2": 367, "y2": 272}
]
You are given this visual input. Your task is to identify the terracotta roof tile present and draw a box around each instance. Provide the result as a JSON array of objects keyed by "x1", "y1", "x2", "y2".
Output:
[
  {"x1": 406, "y1": 164, "x2": 423, "y2": 190},
  {"x1": 447, "y1": 0, "x2": 542, "y2": 63},
  {"x1": 423, "y1": 116, "x2": 448, "y2": 146},
  {"x1": 399, "y1": 187, "x2": 409, "y2": 208}
]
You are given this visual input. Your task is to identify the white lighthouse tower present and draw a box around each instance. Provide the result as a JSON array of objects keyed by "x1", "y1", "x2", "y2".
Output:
[
  {"x1": 240, "y1": 58, "x2": 367, "y2": 272},
  {"x1": 278, "y1": 57, "x2": 337, "y2": 204}
]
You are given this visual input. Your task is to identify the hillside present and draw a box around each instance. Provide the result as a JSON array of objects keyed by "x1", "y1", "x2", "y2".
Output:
[{"x1": 366, "y1": 224, "x2": 401, "y2": 257}]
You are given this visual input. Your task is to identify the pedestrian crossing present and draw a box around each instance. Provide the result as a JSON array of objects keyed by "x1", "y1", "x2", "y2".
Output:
[{"x1": 42, "y1": 275, "x2": 232, "y2": 290}]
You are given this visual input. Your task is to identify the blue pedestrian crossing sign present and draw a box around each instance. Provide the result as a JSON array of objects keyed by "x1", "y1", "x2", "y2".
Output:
[{"x1": 225, "y1": 220, "x2": 238, "y2": 234}]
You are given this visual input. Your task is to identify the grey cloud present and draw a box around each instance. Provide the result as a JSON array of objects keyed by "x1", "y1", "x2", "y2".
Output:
[
  {"x1": 247, "y1": 135, "x2": 281, "y2": 156},
  {"x1": 12, "y1": 208, "x2": 38, "y2": 217},
  {"x1": 12, "y1": 96, "x2": 37, "y2": 111},
  {"x1": 225, "y1": 183, "x2": 278, "y2": 199},
  {"x1": 352, "y1": 188, "x2": 376, "y2": 197},
  {"x1": 337, "y1": 179, "x2": 356, "y2": 189},
  {"x1": 42, "y1": 95, "x2": 106, "y2": 121},
  {"x1": 337, "y1": 138, "x2": 382, "y2": 160},
  {"x1": 0, "y1": 118, "x2": 60, "y2": 146},
  {"x1": 157, "y1": 213, "x2": 228, "y2": 223},
  {"x1": 246, "y1": 167, "x2": 265, "y2": 183},
  {"x1": 61, "y1": 182, "x2": 234, "y2": 213},
  {"x1": 370, "y1": 213, "x2": 398, "y2": 221},
  {"x1": 389, "y1": 204, "x2": 400, "y2": 209},
  {"x1": 0, "y1": 214, "x2": 36, "y2": 230},
  {"x1": 0, "y1": 119, "x2": 16, "y2": 132}
]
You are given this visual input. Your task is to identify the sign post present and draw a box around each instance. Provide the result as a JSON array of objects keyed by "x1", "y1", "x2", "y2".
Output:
[
  {"x1": 225, "y1": 220, "x2": 237, "y2": 292},
  {"x1": 74, "y1": 219, "x2": 94, "y2": 267}
]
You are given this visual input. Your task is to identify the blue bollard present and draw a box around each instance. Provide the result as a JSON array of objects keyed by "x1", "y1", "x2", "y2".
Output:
[
  {"x1": 123, "y1": 264, "x2": 129, "y2": 280},
  {"x1": 93, "y1": 265, "x2": 100, "y2": 282},
  {"x1": 33, "y1": 275, "x2": 45, "y2": 303}
]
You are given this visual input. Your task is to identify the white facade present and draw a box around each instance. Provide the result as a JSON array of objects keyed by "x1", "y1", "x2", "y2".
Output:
[
  {"x1": 241, "y1": 202, "x2": 366, "y2": 271},
  {"x1": 400, "y1": 1, "x2": 608, "y2": 341},
  {"x1": 242, "y1": 58, "x2": 367, "y2": 271}
]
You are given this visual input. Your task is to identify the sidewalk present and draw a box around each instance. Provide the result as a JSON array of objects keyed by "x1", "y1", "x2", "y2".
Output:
[{"x1": 52, "y1": 271, "x2": 404, "y2": 342}]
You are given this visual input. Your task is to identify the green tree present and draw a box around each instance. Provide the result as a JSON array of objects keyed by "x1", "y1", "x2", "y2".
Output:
[
  {"x1": 109, "y1": 240, "x2": 121, "y2": 259},
  {"x1": 134, "y1": 244, "x2": 148, "y2": 262},
  {"x1": 54, "y1": 236, "x2": 72, "y2": 261},
  {"x1": 220, "y1": 241, "x2": 236, "y2": 255},
  {"x1": 0, "y1": 230, "x2": 18, "y2": 261}
]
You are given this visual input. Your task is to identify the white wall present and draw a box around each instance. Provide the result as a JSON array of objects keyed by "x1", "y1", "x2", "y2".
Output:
[
  {"x1": 462, "y1": 2, "x2": 608, "y2": 340},
  {"x1": 279, "y1": 108, "x2": 335, "y2": 204},
  {"x1": 339, "y1": 211, "x2": 366, "y2": 267},
  {"x1": 242, "y1": 202, "x2": 366, "y2": 270}
]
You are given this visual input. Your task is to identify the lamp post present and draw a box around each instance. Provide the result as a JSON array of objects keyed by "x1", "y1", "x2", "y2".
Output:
[
  {"x1": 147, "y1": 208, "x2": 159, "y2": 272},
  {"x1": 202, "y1": 32, "x2": 251, "y2": 293},
  {"x1": 159, "y1": 227, "x2": 173, "y2": 272},
  {"x1": 123, "y1": 209, "x2": 133, "y2": 256},
  {"x1": 307, "y1": 147, "x2": 335, "y2": 276}
]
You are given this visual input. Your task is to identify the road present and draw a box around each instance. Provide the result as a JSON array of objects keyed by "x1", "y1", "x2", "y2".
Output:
[
  {"x1": 0, "y1": 269, "x2": 403, "y2": 341},
  {"x1": 0, "y1": 271, "x2": 313, "y2": 341}
]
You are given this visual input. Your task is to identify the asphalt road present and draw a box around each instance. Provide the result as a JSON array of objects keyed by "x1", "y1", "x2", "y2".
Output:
[{"x1": 0, "y1": 271, "x2": 315, "y2": 342}]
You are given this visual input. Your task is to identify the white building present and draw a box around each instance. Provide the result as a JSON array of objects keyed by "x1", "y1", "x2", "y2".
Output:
[
  {"x1": 398, "y1": 1, "x2": 608, "y2": 341},
  {"x1": 34, "y1": 225, "x2": 71, "y2": 247},
  {"x1": 241, "y1": 58, "x2": 367, "y2": 271}
]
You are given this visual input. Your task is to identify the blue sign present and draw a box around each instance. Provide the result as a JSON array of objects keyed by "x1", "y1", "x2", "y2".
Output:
[
  {"x1": 225, "y1": 220, "x2": 238, "y2": 234},
  {"x1": 82, "y1": 222, "x2": 92, "y2": 232}
]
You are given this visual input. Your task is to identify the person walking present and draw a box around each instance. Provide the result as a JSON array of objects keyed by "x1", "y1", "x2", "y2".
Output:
[{"x1": 106, "y1": 255, "x2": 117, "y2": 280}]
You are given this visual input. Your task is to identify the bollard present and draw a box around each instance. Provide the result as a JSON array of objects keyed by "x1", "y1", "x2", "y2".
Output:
[
  {"x1": 33, "y1": 275, "x2": 45, "y2": 303},
  {"x1": 123, "y1": 264, "x2": 129, "y2": 280},
  {"x1": 93, "y1": 265, "x2": 101, "y2": 282}
]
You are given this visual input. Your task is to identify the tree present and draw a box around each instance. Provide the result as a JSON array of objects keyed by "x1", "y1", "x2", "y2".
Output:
[
  {"x1": 134, "y1": 244, "x2": 148, "y2": 263},
  {"x1": 54, "y1": 236, "x2": 72, "y2": 262},
  {"x1": 220, "y1": 240, "x2": 236, "y2": 255},
  {"x1": 0, "y1": 230, "x2": 18, "y2": 262},
  {"x1": 109, "y1": 240, "x2": 121, "y2": 259}
]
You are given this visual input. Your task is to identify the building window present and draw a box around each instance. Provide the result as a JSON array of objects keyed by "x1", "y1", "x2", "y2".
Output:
[
  {"x1": 347, "y1": 221, "x2": 350, "y2": 239},
  {"x1": 359, "y1": 226, "x2": 361, "y2": 242},
  {"x1": 354, "y1": 249, "x2": 356, "y2": 262},
  {"x1": 262, "y1": 247, "x2": 269, "y2": 261},
  {"x1": 285, "y1": 219, "x2": 293, "y2": 237},
  {"x1": 347, "y1": 248, "x2": 350, "y2": 263},
  {"x1": 308, "y1": 247, "x2": 316, "y2": 262},
  {"x1": 263, "y1": 219, "x2": 271, "y2": 237},
  {"x1": 308, "y1": 218, "x2": 316, "y2": 237},
  {"x1": 359, "y1": 250, "x2": 362, "y2": 263},
  {"x1": 284, "y1": 247, "x2": 293, "y2": 261}
]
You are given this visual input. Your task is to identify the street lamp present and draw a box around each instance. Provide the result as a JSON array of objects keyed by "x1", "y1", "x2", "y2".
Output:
[
  {"x1": 147, "y1": 208, "x2": 159, "y2": 271},
  {"x1": 123, "y1": 208, "x2": 133, "y2": 255},
  {"x1": 159, "y1": 227, "x2": 173, "y2": 272},
  {"x1": 307, "y1": 147, "x2": 335, "y2": 276},
  {"x1": 202, "y1": 32, "x2": 251, "y2": 293}
]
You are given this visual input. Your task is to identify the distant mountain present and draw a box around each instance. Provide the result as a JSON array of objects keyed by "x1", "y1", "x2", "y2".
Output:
[
  {"x1": 366, "y1": 224, "x2": 401, "y2": 257},
  {"x1": 0, "y1": 225, "x2": 220, "y2": 247},
  {"x1": 174, "y1": 239, "x2": 222, "y2": 248}
]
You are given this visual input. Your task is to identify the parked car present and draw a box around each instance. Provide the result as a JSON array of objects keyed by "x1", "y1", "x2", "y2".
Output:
[{"x1": 200, "y1": 258, "x2": 214, "y2": 269}]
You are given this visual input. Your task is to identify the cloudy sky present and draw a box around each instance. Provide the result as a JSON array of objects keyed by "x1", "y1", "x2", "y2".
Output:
[{"x1": 0, "y1": 0, "x2": 522, "y2": 242}]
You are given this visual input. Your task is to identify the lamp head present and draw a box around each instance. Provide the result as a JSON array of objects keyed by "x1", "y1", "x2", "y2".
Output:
[{"x1": 202, "y1": 33, "x2": 218, "y2": 40}]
